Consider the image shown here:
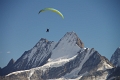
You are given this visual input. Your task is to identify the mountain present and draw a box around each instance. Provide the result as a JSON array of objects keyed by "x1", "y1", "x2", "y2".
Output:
[
  {"x1": 0, "y1": 31, "x2": 84, "y2": 76},
  {"x1": 110, "y1": 47, "x2": 120, "y2": 67},
  {"x1": 0, "y1": 32, "x2": 114, "y2": 80},
  {"x1": 0, "y1": 48, "x2": 113, "y2": 80},
  {"x1": 79, "y1": 47, "x2": 120, "y2": 80},
  {"x1": 0, "y1": 38, "x2": 56, "y2": 76},
  {"x1": 106, "y1": 47, "x2": 120, "y2": 80},
  {"x1": 63, "y1": 48, "x2": 113, "y2": 79},
  {"x1": 0, "y1": 59, "x2": 15, "y2": 76}
]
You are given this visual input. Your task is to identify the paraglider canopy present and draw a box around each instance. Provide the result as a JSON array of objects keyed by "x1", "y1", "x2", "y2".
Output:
[{"x1": 38, "y1": 8, "x2": 64, "y2": 19}]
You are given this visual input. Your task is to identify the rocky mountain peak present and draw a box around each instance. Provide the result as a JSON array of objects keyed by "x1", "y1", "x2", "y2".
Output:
[
  {"x1": 40, "y1": 38, "x2": 48, "y2": 42},
  {"x1": 50, "y1": 31, "x2": 84, "y2": 60},
  {"x1": 34, "y1": 38, "x2": 49, "y2": 47},
  {"x1": 110, "y1": 47, "x2": 120, "y2": 67},
  {"x1": 76, "y1": 37, "x2": 84, "y2": 48},
  {"x1": 61, "y1": 31, "x2": 84, "y2": 48},
  {"x1": 7, "y1": 58, "x2": 15, "y2": 67}
]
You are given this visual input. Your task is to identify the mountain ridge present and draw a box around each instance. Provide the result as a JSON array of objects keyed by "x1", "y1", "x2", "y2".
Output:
[
  {"x1": 0, "y1": 31, "x2": 119, "y2": 80},
  {"x1": 0, "y1": 38, "x2": 56, "y2": 76},
  {"x1": 0, "y1": 31, "x2": 84, "y2": 76},
  {"x1": 0, "y1": 48, "x2": 113, "y2": 80}
]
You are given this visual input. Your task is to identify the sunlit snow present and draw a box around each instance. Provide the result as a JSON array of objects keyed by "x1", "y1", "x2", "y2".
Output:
[{"x1": 51, "y1": 32, "x2": 81, "y2": 60}]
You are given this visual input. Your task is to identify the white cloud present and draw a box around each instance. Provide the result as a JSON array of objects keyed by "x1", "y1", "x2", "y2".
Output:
[{"x1": 7, "y1": 51, "x2": 11, "y2": 54}]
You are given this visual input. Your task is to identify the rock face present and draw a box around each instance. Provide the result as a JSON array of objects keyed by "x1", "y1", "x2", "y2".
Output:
[
  {"x1": 0, "y1": 31, "x2": 115, "y2": 80},
  {"x1": 107, "y1": 67, "x2": 120, "y2": 80},
  {"x1": 110, "y1": 47, "x2": 120, "y2": 67}
]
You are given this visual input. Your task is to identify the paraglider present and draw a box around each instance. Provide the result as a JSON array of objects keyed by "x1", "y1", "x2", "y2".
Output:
[
  {"x1": 46, "y1": 28, "x2": 49, "y2": 32},
  {"x1": 38, "y1": 8, "x2": 64, "y2": 32},
  {"x1": 38, "y1": 8, "x2": 64, "y2": 19}
]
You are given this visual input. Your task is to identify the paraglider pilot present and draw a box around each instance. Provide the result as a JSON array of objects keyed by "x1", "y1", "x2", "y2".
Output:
[{"x1": 46, "y1": 29, "x2": 49, "y2": 32}]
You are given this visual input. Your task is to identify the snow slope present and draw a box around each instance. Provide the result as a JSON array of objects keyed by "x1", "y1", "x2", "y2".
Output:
[
  {"x1": 6, "y1": 54, "x2": 78, "y2": 77},
  {"x1": 24, "y1": 38, "x2": 56, "y2": 63},
  {"x1": 51, "y1": 32, "x2": 82, "y2": 60}
]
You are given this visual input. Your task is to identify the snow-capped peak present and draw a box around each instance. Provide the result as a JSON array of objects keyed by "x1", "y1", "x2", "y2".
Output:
[
  {"x1": 34, "y1": 38, "x2": 49, "y2": 47},
  {"x1": 50, "y1": 32, "x2": 84, "y2": 60},
  {"x1": 66, "y1": 32, "x2": 84, "y2": 48}
]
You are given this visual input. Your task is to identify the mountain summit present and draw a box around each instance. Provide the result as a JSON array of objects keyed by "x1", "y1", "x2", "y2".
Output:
[{"x1": 51, "y1": 31, "x2": 84, "y2": 60}]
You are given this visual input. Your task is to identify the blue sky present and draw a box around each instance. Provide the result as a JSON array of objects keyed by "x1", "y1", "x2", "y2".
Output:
[{"x1": 0, "y1": 0, "x2": 120, "y2": 68}]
